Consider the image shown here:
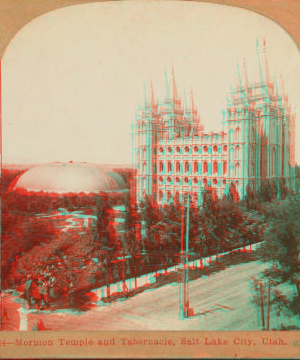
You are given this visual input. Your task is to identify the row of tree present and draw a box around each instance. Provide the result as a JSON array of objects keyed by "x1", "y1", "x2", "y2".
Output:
[{"x1": 252, "y1": 192, "x2": 300, "y2": 330}]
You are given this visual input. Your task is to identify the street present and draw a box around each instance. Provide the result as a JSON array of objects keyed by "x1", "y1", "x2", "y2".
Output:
[{"x1": 2, "y1": 260, "x2": 271, "y2": 331}]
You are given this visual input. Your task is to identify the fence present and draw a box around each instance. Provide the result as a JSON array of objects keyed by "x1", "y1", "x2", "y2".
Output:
[{"x1": 92, "y1": 242, "x2": 262, "y2": 301}]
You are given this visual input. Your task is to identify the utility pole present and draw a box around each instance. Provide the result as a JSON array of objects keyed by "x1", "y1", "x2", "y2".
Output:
[
  {"x1": 179, "y1": 194, "x2": 193, "y2": 320},
  {"x1": 260, "y1": 282, "x2": 265, "y2": 330}
]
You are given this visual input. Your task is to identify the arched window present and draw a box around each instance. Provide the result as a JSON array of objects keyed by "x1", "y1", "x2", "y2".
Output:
[
  {"x1": 143, "y1": 162, "x2": 146, "y2": 173},
  {"x1": 203, "y1": 161, "x2": 208, "y2": 174},
  {"x1": 235, "y1": 127, "x2": 240, "y2": 142},
  {"x1": 235, "y1": 146, "x2": 240, "y2": 160},
  {"x1": 194, "y1": 162, "x2": 198, "y2": 174},
  {"x1": 223, "y1": 161, "x2": 227, "y2": 174},
  {"x1": 213, "y1": 161, "x2": 218, "y2": 174},
  {"x1": 235, "y1": 163, "x2": 240, "y2": 178},
  {"x1": 168, "y1": 161, "x2": 172, "y2": 173},
  {"x1": 230, "y1": 129, "x2": 234, "y2": 142},
  {"x1": 185, "y1": 161, "x2": 189, "y2": 174},
  {"x1": 160, "y1": 161, "x2": 164, "y2": 173},
  {"x1": 153, "y1": 163, "x2": 157, "y2": 174},
  {"x1": 229, "y1": 164, "x2": 234, "y2": 177},
  {"x1": 167, "y1": 191, "x2": 172, "y2": 203},
  {"x1": 229, "y1": 148, "x2": 234, "y2": 160},
  {"x1": 176, "y1": 161, "x2": 181, "y2": 173},
  {"x1": 143, "y1": 177, "x2": 146, "y2": 188}
]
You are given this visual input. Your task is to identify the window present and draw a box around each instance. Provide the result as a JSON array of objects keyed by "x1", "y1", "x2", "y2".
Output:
[
  {"x1": 167, "y1": 176, "x2": 171, "y2": 182},
  {"x1": 185, "y1": 161, "x2": 190, "y2": 174},
  {"x1": 168, "y1": 147, "x2": 172, "y2": 153},
  {"x1": 235, "y1": 163, "x2": 240, "y2": 177},
  {"x1": 213, "y1": 145, "x2": 218, "y2": 152},
  {"x1": 204, "y1": 146, "x2": 208, "y2": 152},
  {"x1": 235, "y1": 146, "x2": 240, "y2": 160},
  {"x1": 229, "y1": 148, "x2": 234, "y2": 160},
  {"x1": 213, "y1": 178, "x2": 217, "y2": 185},
  {"x1": 176, "y1": 146, "x2": 180, "y2": 153},
  {"x1": 230, "y1": 129, "x2": 234, "y2": 142},
  {"x1": 194, "y1": 162, "x2": 198, "y2": 174},
  {"x1": 223, "y1": 161, "x2": 227, "y2": 174},
  {"x1": 153, "y1": 163, "x2": 157, "y2": 174},
  {"x1": 194, "y1": 146, "x2": 198, "y2": 152},
  {"x1": 235, "y1": 127, "x2": 240, "y2": 142},
  {"x1": 168, "y1": 161, "x2": 172, "y2": 173},
  {"x1": 203, "y1": 161, "x2": 208, "y2": 174},
  {"x1": 193, "y1": 177, "x2": 198, "y2": 184},
  {"x1": 176, "y1": 177, "x2": 180, "y2": 183},
  {"x1": 159, "y1": 191, "x2": 164, "y2": 202},
  {"x1": 184, "y1": 177, "x2": 189, "y2": 183},
  {"x1": 224, "y1": 145, "x2": 227, "y2": 151},
  {"x1": 143, "y1": 162, "x2": 146, "y2": 173},
  {"x1": 160, "y1": 147, "x2": 164, "y2": 153},
  {"x1": 175, "y1": 192, "x2": 180, "y2": 204},
  {"x1": 176, "y1": 161, "x2": 181, "y2": 173},
  {"x1": 213, "y1": 161, "x2": 218, "y2": 174},
  {"x1": 160, "y1": 161, "x2": 164, "y2": 173},
  {"x1": 185, "y1": 146, "x2": 190, "y2": 153},
  {"x1": 167, "y1": 191, "x2": 171, "y2": 202}
]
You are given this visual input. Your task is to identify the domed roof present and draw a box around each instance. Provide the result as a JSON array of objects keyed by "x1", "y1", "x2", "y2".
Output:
[{"x1": 12, "y1": 162, "x2": 126, "y2": 194}]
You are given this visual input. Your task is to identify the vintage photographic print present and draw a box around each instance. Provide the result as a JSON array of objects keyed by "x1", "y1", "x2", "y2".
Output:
[{"x1": 1, "y1": 0, "x2": 300, "y2": 358}]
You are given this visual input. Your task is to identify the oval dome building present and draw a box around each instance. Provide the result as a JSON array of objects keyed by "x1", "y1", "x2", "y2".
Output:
[{"x1": 11, "y1": 162, "x2": 126, "y2": 194}]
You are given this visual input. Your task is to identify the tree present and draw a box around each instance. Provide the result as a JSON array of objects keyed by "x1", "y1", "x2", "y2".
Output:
[
  {"x1": 14, "y1": 229, "x2": 98, "y2": 306},
  {"x1": 259, "y1": 194, "x2": 300, "y2": 303},
  {"x1": 124, "y1": 199, "x2": 141, "y2": 279}
]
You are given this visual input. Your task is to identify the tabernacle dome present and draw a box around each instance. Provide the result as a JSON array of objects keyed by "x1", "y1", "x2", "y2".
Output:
[{"x1": 11, "y1": 162, "x2": 126, "y2": 194}]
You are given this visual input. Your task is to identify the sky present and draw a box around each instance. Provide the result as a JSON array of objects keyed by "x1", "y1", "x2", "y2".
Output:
[{"x1": 2, "y1": 1, "x2": 300, "y2": 165}]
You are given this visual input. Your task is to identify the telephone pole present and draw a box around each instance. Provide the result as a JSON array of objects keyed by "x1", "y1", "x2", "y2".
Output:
[{"x1": 179, "y1": 194, "x2": 193, "y2": 319}]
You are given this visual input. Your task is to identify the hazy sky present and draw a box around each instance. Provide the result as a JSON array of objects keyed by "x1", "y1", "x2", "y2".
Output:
[{"x1": 2, "y1": 1, "x2": 300, "y2": 165}]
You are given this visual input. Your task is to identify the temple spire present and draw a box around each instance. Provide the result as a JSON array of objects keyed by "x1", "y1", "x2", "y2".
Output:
[
  {"x1": 190, "y1": 88, "x2": 195, "y2": 111},
  {"x1": 165, "y1": 68, "x2": 171, "y2": 101},
  {"x1": 172, "y1": 66, "x2": 178, "y2": 100},
  {"x1": 243, "y1": 58, "x2": 249, "y2": 87},
  {"x1": 143, "y1": 81, "x2": 148, "y2": 106},
  {"x1": 237, "y1": 59, "x2": 243, "y2": 88},
  {"x1": 150, "y1": 80, "x2": 155, "y2": 107},
  {"x1": 256, "y1": 39, "x2": 268, "y2": 97},
  {"x1": 263, "y1": 38, "x2": 270, "y2": 85}
]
